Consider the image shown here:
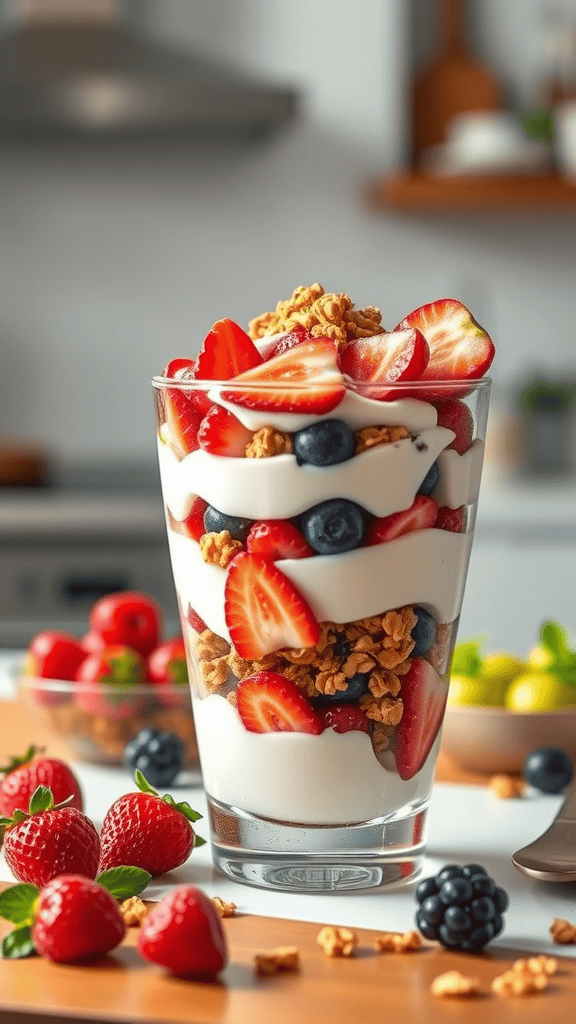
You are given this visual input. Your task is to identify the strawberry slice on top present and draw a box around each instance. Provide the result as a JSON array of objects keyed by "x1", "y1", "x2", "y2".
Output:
[
  {"x1": 198, "y1": 405, "x2": 253, "y2": 458},
  {"x1": 339, "y1": 329, "x2": 429, "y2": 399},
  {"x1": 395, "y1": 299, "x2": 495, "y2": 382},
  {"x1": 221, "y1": 338, "x2": 346, "y2": 414},
  {"x1": 246, "y1": 520, "x2": 314, "y2": 560},
  {"x1": 236, "y1": 672, "x2": 323, "y2": 734},
  {"x1": 225, "y1": 553, "x2": 320, "y2": 660},
  {"x1": 161, "y1": 359, "x2": 213, "y2": 461},
  {"x1": 395, "y1": 659, "x2": 448, "y2": 781},
  {"x1": 365, "y1": 495, "x2": 438, "y2": 545},
  {"x1": 193, "y1": 319, "x2": 264, "y2": 381}
]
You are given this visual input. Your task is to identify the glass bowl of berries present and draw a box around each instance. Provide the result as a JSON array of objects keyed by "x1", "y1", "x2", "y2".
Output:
[{"x1": 16, "y1": 592, "x2": 199, "y2": 769}]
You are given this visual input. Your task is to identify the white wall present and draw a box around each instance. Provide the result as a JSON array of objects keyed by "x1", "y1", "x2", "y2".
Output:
[{"x1": 0, "y1": 0, "x2": 575, "y2": 466}]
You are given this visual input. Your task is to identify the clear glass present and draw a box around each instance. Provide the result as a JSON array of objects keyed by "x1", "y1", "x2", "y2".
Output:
[{"x1": 152, "y1": 375, "x2": 491, "y2": 892}]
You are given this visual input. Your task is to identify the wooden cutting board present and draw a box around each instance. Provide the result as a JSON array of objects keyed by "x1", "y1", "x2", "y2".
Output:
[{"x1": 0, "y1": 889, "x2": 575, "y2": 1024}]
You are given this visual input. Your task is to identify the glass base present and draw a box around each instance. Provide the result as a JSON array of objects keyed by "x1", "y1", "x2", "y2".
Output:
[{"x1": 207, "y1": 795, "x2": 428, "y2": 893}]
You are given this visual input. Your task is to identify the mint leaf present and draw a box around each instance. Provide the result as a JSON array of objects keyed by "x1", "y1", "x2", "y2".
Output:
[
  {"x1": 96, "y1": 866, "x2": 151, "y2": 900},
  {"x1": 134, "y1": 770, "x2": 158, "y2": 796},
  {"x1": 194, "y1": 835, "x2": 206, "y2": 848},
  {"x1": 28, "y1": 786, "x2": 54, "y2": 815},
  {"x1": 0, "y1": 885, "x2": 38, "y2": 926},
  {"x1": 2, "y1": 925, "x2": 35, "y2": 959},
  {"x1": 451, "y1": 640, "x2": 484, "y2": 678}
]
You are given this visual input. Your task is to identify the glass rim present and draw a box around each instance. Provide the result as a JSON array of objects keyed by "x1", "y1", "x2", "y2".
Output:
[{"x1": 151, "y1": 375, "x2": 492, "y2": 393}]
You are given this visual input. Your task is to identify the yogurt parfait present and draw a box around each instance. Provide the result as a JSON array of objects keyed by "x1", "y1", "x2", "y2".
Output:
[{"x1": 153, "y1": 284, "x2": 493, "y2": 891}]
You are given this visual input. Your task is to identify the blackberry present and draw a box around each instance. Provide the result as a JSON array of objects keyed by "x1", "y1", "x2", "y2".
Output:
[
  {"x1": 415, "y1": 862, "x2": 507, "y2": 952},
  {"x1": 123, "y1": 728, "x2": 184, "y2": 788}
]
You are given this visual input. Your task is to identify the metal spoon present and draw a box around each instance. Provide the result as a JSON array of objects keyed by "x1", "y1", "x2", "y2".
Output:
[{"x1": 512, "y1": 775, "x2": 576, "y2": 881}]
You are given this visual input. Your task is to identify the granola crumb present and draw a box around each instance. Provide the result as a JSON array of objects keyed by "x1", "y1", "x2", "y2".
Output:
[
  {"x1": 489, "y1": 774, "x2": 525, "y2": 799},
  {"x1": 491, "y1": 958, "x2": 550, "y2": 996},
  {"x1": 119, "y1": 896, "x2": 153, "y2": 927},
  {"x1": 199, "y1": 530, "x2": 243, "y2": 568},
  {"x1": 355, "y1": 425, "x2": 409, "y2": 454},
  {"x1": 551, "y1": 917, "x2": 576, "y2": 944},
  {"x1": 246, "y1": 426, "x2": 293, "y2": 458},
  {"x1": 211, "y1": 896, "x2": 237, "y2": 918},
  {"x1": 374, "y1": 930, "x2": 422, "y2": 953},
  {"x1": 431, "y1": 970, "x2": 481, "y2": 998},
  {"x1": 248, "y1": 283, "x2": 383, "y2": 347},
  {"x1": 317, "y1": 925, "x2": 357, "y2": 957},
  {"x1": 254, "y1": 946, "x2": 300, "y2": 976}
]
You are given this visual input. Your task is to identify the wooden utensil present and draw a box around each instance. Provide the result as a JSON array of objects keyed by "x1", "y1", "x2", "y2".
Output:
[{"x1": 411, "y1": 0, "x2": 503, "y2": 165}]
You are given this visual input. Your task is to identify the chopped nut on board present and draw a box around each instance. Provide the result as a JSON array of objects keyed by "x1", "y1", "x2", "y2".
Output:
[
  {"x1": 374, "y1": 930, "x2": 422, "y2": 953},
  {"x1": 431, "y1": 970, "x2": 481, "y2": 998},
  {"x1": 551, "y1": 917, "x2": 576, "y2": 944},
  {"x1": 254, "y1": 946, "x2": 300, "y2": 976},
  {"x1": 317, "y1": 925, "x2": 357, "y2": 957},
  {"x1": 211, "y1": 896, "x2": 237, "y2": 918}
]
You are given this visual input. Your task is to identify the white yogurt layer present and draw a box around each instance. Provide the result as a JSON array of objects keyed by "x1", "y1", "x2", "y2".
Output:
[
  {"x1": 167, "y1": 528, "x2": 473, "y2": 643},
  {"x1": 434, "y1": 439, "x2": 485, "y2": 509},
  {"x1": 158, "y1": 426, "x2": 454, "y2": 522},
  {"x1": 193, "y1": 693, "x2": 439, "y2": 824}
]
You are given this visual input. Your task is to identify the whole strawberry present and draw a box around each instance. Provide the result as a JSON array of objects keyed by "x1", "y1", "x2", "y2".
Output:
[
  {"x1": 1, "y1": 786, "x2": 100, "y2": 887},
  {"x1": 98, "y1": 771, "x2": 204, "y2": 877},
  {"x1": 0, "y1": 746, "x2": 83, "y2": 817},
  {"x1": 137, "y1": 884, "x2": 227, "y2": 978},
  {"x1": 34, "y1": 875, "x2": 126, "y2": 963}
]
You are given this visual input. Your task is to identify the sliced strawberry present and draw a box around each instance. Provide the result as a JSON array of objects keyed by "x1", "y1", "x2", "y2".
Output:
[
  {"x1": 339, "y1": 329, "x2": 429, "y2": 400},
  {"x1": 434, "y1": 398, "x2": 474, "y2": 454},
  {"x1": 193, "y1": 319, "x2": 264, "y2": 381},
  {"x1": 395, "y1": 659, "x2": 448, "y2": 780},
  {"x1": 365, "y1": 495, "x2": 438, "y2": 545},
  {"x1": 224, "y1": 553, "x2": 320, "y2": 659},
  {"x1": 187, "y1": 605, "x2": 208, "y2": 634},
  {"x1": 197, "y1": 405, "x2": 253, "y2": 458},
  {"x1": 236, "y1": 672, "x2": 323, "y2": 734},
  {"x1": 221, "y1": 338, "x2": 346, "y2": 414},
  {"x1": 436, "y1": 505, "x2": 467, "y2": 533},
  {"x1": 162, "y1": 357, "x2": 195, "y2": 377},
  {"x1": 395, "y1": 299, "x2": 495, "y2": 382},
  {"x1": 180, "y1": 496, "x2": 208, "y2": 541},
  {"x1": 319, "y1": 704, "x2": 370, "y2": 734},
  {"x1": 162, "y1": 360, "x2": 213, "y2": 460},
  {"x1": 246, "y1": 520, "x2": 314, "y2": 560},
  {"x1": 265, "y1": 324, "x2": 313, "y2": 359}
]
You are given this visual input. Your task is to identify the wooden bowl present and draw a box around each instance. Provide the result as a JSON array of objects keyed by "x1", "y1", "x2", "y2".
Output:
[{"x1": 441, "y1": 704, "x2": 576, "y2": 774}]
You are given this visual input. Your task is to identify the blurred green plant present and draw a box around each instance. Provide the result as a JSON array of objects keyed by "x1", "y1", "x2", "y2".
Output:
[{"x1": 516, "y1": 109, "x2": 555, "y2": 144}]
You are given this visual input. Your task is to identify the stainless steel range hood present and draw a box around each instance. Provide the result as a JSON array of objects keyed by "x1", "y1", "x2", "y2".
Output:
[{"x1": 0, "y1": 0, "x2": 297, "y2": 142}]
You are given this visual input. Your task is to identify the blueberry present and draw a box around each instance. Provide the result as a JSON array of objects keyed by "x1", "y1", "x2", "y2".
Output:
[
  {"x1": 439, "y1": 878, "x2": 473, "y2": 905},
  {"x1": 300, "y1": 499, "x2": 368, "y2": 554},
  {"x1": 203, "y1": 505, "x2": 252, "y2": 542},
  {"x1": 523, "y1": 747, "x2": 574, "y2": 794},
  {"x1": 294, "y1": 419, "x2": 356, "y2": 467},
  {"x1": 421, "y1": 895, "x2": 444, "y2": 926},
  {"x1": 332, "y1": 632, "x2": 352, "y2": 663},
  {"x1": 469, "y1": 874, "x2": 495, "y2": 897},
  {"x1": 493, "y1": 887, "x2": 509, "y2": 914},
  {"x1": 410, "y1": 607, "x2": 436, "y2": 658},
  {"x1": 418, "y1": 461, "x2": 439, "y2": 496},
  {"x1": 416, "y1": 911, "x2": 438, "y2": 940},
  {"x1": 461, "y1": 863, "x2": 488, "y2": 878},
  {"x1": 123, "y1": 729, "x2": 184, "y2": 788},
  {"x1": 470, "y1": 896, "x2": 496, "y2": 923},
  {"x1": 312, "y1": 672, "x2": 370, "y2": 707},
  {"x1": 435, "y1": 865, "x2": 463, "y2": 885},
  {"x1": 443, "y1": 906, "x2": 472, "y2": 933},
  {"x1": 415, "y1": 876, "x2": 439, "y2": 903}
]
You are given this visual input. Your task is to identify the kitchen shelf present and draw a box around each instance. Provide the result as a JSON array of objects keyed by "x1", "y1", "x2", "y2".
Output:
[{"x1": 368, "y1": 171, "x2": 576, "y2": 213}]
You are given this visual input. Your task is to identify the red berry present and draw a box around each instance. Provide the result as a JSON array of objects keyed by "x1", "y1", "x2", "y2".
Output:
[
  {"x1": 395, "y1": 659, "x2": 448, "y2": 781},
  {"x1": 33, "y1": 875, "x2": 126, "y2": 964},
  {"x1": 436, "y1": 505, "x2": 467, "y2": 533},
  {"x1": 89, "y1": 591, "x2": 161, "y2": 659},
  {"x1": 74, "y1": 645, "x2": 146, "y2": 719},
  {"x1": 395, "y1": 299, "x2": 495, "y2": 383},
  {"x1": 193, "y1": 318, "x2": 264, "y2": 380},
  {"x1": 80, "y1": 631, "x2": 106, "y2": 655},
  {"x1": 224, "y1": 552, "x2": 320, "y2": 660},
  {"x1": 26, "y1": 631, "x2": 86, "y2": 687},
  {"x1": 365, "y1": 495, "x2": 438, "y2": 545},
  {"x1": 180, "y1": 496, "x2": 208, "y2": 541},
  {"x1": 137, "y1": 884, "x2": 227, "y2": 978},
  {"x1": 319, "y1": 705, "x2": 370, "y2": 734},
  {"x1": 3, "y1": 800, "x2": 100, "y2": 888},
  {"x1": 265, "y1": 324, "x2": 313, "y2": 359},
  {"x1": 186, "y1": 604, "x2": 208, "y2": 634},
  {"x1": 198, "y1": 405, "x2": 253, "y2": 457},
  {"x1": 246, "y1": 520, "x2": 314, "y2": 560},
  {"x1": 434, "y1": 398, "x2": 474, "y2": 454},
  {"x1": 221, "y1": 337, "x2": 346, "y2": 414},
  {"x1": 236, "y1": 672, "x2": 323, "y2": 735},
  {"x1": 339, "y1": 329, "x2": 429, "y2": 399},
  {"x1": 162, "y1": 357, "x2": 195, "y2": 377},
  {"x1": 0, "y1": 749, "x2": 82, "y2": 817},
  {"x1": 146, "y1": 639, "x2": 189, "y2": 708}
]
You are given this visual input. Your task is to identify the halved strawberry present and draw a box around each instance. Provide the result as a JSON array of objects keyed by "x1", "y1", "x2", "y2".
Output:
[
  {"x1": 187, "y1": 605, "x2": 208, "y2": 634},
  {"x1": 265, "y1": 324, "x2": 313, "y2": 359},
  {"x1": 163, "y1": 360, "x2": 213, "y2": 460},
  {"x1": 319, "y1": 704, "x2": 370, "y2": 734},
  {"x1": 221, "y1": 338, "x2": 346, "y2": 414},
  {"x1": 162, "y1": 357, "x2": 195, "y2": 377},
  {"x1": 339, "y1": 329, "x2": 429, "y2": 400},
  {"x1": 236, "y1": 672, "x2": 323, "y2": 734},
  {"x1": 365, "y1": 495, "x2": 438, "y2": 545},
  {"x1": 436, "y1": 505, "x2": 467, "y2": 533},
  {"x1": 181, "y1": 496, "x2": 208, "y2": 541},
  {"x1": 395, "y1": 299, "x2": 495, "y2": 382},
  {"x1": 224, "y1": 553, "x2": 320, "y2": 659},
  {"x1": 395, "y1": 659, "x2": 448, "y2": 780},
  {"x1": 193, "y1": 319, "x2": 264, "y2": 381},
  {"x1": 434, "y1": 398, "x2": 474, "y2": 454},
  {"x1": 197, "y1": 405, "x2": 253, "y2": 458},
  {"x1": 246, "y1": 520, "x2": 314, "y2": 560}
]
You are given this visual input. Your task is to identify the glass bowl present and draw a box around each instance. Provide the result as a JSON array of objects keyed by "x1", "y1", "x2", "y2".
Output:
[{"x1": 17, "y1": 673, "x2": 199, "y2": 768}]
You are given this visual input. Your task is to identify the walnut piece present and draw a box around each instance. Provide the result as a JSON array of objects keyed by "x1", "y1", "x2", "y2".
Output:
[
  {"x1": 254, "y1": 946, "x2": 300, "y2": 976},
  {"x1": 120, "y1": 897, "x2": 152, "y2": 926},
  {"x1": 430, "y1": 970, "x2": 481, "y2": 998},
  {"x1": 246, "y1": 426, "x2": 293, "y2": 458},
  {"x1": 491, "y1": 958, "x2": 551, "y2": 996},
  {"x1": 317, "y1": 926, "x2": 357, "y2": 957},
  {"x1": 551, "y1": 917, "x2": 576, "y2": 943},
  {"x1": 248, "y1": 283, "x2": 383, "y2": 346},
  {"x1": 211, "y1": 896, "x2": 237, "y2": 918},
  {"x1": 199, "y1": 530, "x2": 243, "y2": 568},
  {"x1": 355, "y1": 425, "x2": 409, "y2": 454},
  {"x1": 374, "y1": 930, "x2": 422, "y2": 953},
  {"x1": 489, "y1": 774, "x2": 525, "y2": 799}
]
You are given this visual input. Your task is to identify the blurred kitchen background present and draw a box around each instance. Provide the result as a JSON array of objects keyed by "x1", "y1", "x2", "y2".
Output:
[{"x1": 1, "y1": 0, "x2": 576, "y2": 655}]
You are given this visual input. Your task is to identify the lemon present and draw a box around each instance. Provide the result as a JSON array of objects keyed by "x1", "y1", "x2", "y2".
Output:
[
  {"x1": 527, "y1": 644, "x2": 554, "y2": 669},
  {"x1": 448, "y1": 674, "x2": 507, "y2": 708},
  {"x1": 482, "y1": 652, "x2": 525, "y2": 686},
  {"x1": 504, "y1": 671, "x2": 576, "y2": 712}
]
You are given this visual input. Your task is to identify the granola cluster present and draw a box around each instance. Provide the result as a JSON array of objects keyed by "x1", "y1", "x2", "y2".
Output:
[
  {"x1": 491, "y1": 956, "x2": 557, "y2": 996},
  {"x1": 254, "y1": 946, "x2": 300, "y2": 976},
  {"x1": 430, "y1": 970, "x2": 481, "y2": 998},
  {"x1": 354, "y1": 425, "x2": 409, "y2": 454},
  {"x1": 211, "y1": 896, "x2": 237, "y2": 918},
  {"x1": 374, "y1": 930, "x2": 422, "y2": 953},
  {"x1": 551, "y1": 917, "x2": 576, "y2": 944},
  {"x1": 248, "y1": 283, "x2": 383, "y2": 347},
  {"x1": 199, "y1": 530, "x2": 243, "y2": 568},
  {"x1": 317, "y1": 925, "x2": 357, "y2": 957}
]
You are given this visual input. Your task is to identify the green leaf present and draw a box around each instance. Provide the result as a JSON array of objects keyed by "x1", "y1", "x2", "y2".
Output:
[
  {"x1": 194, "y1": 835, "x2": 206, "y2": 848},
  {"x1": 516, "y1": 109, "x2": 555, "y2": 143},
  {"x1": 0, "y1": 885, "x2": 39, "y2": 926},
  {"x1": 162, "y1": 795, "x2": 202, "y2": 823},
  {"x1": 451, "y1": 640, "x2": 484, "y2": 678},
  {"x1": 12, "y1": 809, "x2": 28, "y2": 824},
  {"x1": 540, "y1": 621, "x2": 572, "y2": 662},
  {"x1": 96, "y1": 866, "x2": 151, "y2": 900},
  {"x1": 134, "y1": 770, "x2": 158, "y2": 796},
  {"x1": 0, "y1": 745, "x2": 42, "y2": 777},
  {"x1": 28, "y1": 786, "x2": 54, "y2": 815},
  {"x1": 2, "y1": 925, "x2": 35, "y2": 960}
]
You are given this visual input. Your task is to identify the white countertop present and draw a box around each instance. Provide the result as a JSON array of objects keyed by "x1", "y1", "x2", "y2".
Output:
[{"x1": 1, "y1": 651, "x2": 576, "y2": 958}]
